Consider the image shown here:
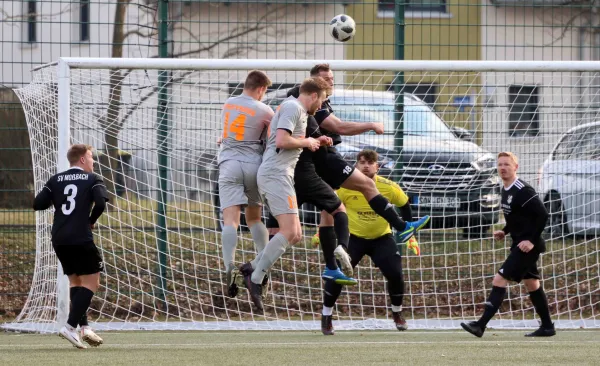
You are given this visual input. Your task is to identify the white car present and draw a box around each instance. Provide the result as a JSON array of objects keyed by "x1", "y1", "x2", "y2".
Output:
[{"x1": 538, "y1": 121, "x2": 600, "y2": 237}]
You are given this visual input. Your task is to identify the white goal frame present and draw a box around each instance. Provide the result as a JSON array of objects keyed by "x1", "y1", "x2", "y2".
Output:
[{"x1": 5, "y1": 58, "x2": 600, "y2": 333}]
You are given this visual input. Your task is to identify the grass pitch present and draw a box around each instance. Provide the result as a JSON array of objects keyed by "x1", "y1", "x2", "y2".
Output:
[{"x1": 1, "y1": 329, "x2": 599, "y2": 365}]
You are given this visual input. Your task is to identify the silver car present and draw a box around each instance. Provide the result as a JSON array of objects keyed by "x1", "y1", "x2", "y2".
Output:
[{"x1": 539, "y1": 121, "x2": 600, "y2": 237}]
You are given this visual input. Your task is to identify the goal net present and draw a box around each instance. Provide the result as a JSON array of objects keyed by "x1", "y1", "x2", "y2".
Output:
[{"x1": 4, "y1": 58, "x2": 600, "y2": 333}]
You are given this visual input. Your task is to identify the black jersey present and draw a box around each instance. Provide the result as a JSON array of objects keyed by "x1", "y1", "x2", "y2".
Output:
[
  {"x1": 314, "y1": 98, "x2": 342, "y2": 146},
  {"x1": 500, "y1": 178, "x2": 549, "y2": 252},
  {"x1": 33, "y1": 167, "x2": 109, "y2": 246},
  {"x1": 286, "y1": 86, "x2": 326, "y2": 163}
]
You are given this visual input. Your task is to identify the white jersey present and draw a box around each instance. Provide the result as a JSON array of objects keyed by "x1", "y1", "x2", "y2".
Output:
[
  {"x1": 217, "y1": 94, "x2": 274, "y2": 165},
  {"x1": 259, "y1": 97, "x2": 308, "y2": 177}
]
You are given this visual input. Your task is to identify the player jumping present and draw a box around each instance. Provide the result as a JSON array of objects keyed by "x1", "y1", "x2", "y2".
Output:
[
  {"x1": 33, "y1": 144, "x2": 108, "y2": 348},
  {"x1": 240, "y1": 77, "x2": 330, "y2": 312},
  {"x1": 321, "y1": 149, "x2": 419, "y2": 335},
  {"x1": 217, "y1": 70, "x2": 275, "y2": 298},
  {"x1": 268, "y1": 64, "x2": 429, "y2": 280},
  {"x1": 460, "y1": 152, "x2": 555, "y2": 338}
]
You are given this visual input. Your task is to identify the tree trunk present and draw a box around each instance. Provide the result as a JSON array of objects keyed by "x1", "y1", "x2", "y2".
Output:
[{"x1": 100, "y1": 0, "x2": 129, "y2": 206}]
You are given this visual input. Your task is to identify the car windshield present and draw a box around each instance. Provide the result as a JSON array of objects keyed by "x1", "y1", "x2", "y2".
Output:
[{"x1": 334, "y1": 103, "x2": 456, "y2": 140}]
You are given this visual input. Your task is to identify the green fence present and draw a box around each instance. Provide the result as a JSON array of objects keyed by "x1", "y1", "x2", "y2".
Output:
[{"x1": 1, "y1": 0, "x2": 599, "y2": 319}]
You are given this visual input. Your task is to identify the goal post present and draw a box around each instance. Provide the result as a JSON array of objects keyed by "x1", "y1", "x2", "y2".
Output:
[{"x1": 4, "y1": 58, "x2": 600, "y2": 333}]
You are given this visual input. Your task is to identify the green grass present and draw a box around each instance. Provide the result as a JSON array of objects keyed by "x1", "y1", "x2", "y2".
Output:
[{"x1": 1, "y1": 330, "x2": 599, "y2": 365}]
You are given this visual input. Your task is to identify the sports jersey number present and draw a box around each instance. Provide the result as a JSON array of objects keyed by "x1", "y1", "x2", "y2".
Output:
[
  {"x1": 223, "y1": 112, "x2": 246, "y2": 141},
  {"x1": 61, "y1": 184, "x2": 78, "y2": 215}
]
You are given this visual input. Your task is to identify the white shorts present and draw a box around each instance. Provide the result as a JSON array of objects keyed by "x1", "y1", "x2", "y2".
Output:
[
  {"x1": 218, "y1": 160, "x2": 262, "y2": 210},
  {"x1": 257, "y1": 170, "x2": 298, "y2": 217}
]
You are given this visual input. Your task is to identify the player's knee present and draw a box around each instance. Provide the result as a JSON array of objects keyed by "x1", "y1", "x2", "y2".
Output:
[
  {"x1": 492, "y1": 273, "x2": 508, "y2": 287},
  {"x1": 320, "y1": 211, "x2": 334, "y2": 226},
  {"x1": 523, "y1": 279, "x2": 540, "y2": 292}
]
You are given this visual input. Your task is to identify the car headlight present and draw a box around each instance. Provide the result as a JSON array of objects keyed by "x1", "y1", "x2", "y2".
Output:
[
  {"x1": 471, "y1": 155, "x2": 496, "y2": 171},
  {"x1": 486, "y1": 175, "x2": 501, "y2": 185},
  {"x1": 382, "y1": 161, "x2": 395, "y2": 170},
  {"x1": 480, "y1": 193, "x2": 501, "y2": 208}
]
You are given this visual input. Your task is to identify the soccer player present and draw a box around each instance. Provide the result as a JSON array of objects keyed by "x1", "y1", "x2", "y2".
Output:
[
  {"x1": 240, "y1": 77, "x2": 329, "y2": 311},
  {"x1": 268, "y1": 64, "x2": 429, "y2": 276},
  {"x1": 33, "y1": 144, "x2": 108, "y2": 348},
  {"x1": 217, "y1": 70, "x2": 275, "y2": 298},
  {"x1": 320, "y1": 149, "x2": 420, "y2": 335},
  {"x1": 461, "y1": 152, "x2": 555, "y2": 338}
]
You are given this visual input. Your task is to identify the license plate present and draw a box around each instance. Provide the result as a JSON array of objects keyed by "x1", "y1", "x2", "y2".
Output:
[{"x1": 415, "y1": 196, "x2": 461, "y2": 208}]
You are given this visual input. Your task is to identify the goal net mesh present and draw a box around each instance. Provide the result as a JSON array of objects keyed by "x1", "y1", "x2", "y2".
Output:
[{"x1": 6, "y1": 61, "x2": 600, "y2": 332}]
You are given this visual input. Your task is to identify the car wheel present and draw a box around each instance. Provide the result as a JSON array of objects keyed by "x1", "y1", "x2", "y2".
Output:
[{"x1": 544, "y1": 192, "x2": 569, "y2": 239}]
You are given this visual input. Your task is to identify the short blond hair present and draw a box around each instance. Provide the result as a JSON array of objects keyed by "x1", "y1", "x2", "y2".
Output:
[
  {"x1": 67, "y1": 144, "x2": 93, "y2": 165},
  {"x1": 497, "y1": 151, "x2": 518, "y2": 165}
]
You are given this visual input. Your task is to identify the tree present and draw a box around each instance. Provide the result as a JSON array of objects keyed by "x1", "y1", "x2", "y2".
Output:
[{"x1": 2, "y1": 1, "x2": 304, "y2": 204}]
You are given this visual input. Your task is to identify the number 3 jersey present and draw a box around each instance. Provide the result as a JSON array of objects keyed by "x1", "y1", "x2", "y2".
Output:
[
  {"x1": 217, "y1": 94, "x2": 274, "y2": 166},
  {"x1": 36, "y1": 167, "x2": 109, "y2": 246}
]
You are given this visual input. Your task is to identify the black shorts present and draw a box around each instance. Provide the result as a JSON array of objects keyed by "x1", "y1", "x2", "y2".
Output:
[
  {"x1": 266, "y1": 161, "x2": 342, "y2": 229},
  {"x1": 53, "y1": 242, "x2": 104, "y2": 276},
  {"x1": 497, "y1": 247, "x2": 541, "y2": 283},
  {"x1": 314, "y1": 146, "x2": 355, "y2": 190},
  {"x1": 347, "y1": 234, "x2": 403, "y2": 280}
]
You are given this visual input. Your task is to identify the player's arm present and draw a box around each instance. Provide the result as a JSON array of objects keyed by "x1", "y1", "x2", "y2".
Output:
[
  {"x1": 520, "y1": 187, "x2": 549, "y2": 244},
  {"x1": 388, "y1": 181, "x2": 412, "y2": 221},
  {"x1": 318, "y1": 113, "x2": 384, "y2": 136},
  {"x1": 275, "y1": 129, "x2": 319, "y2": 150},
  {"x1": 33, "y1": 181, "x2": 53, "y2": 211},
  {"x1": 89, "y1": 176, "x2": 109, "y2": 226},
  {"x1": 275, "y1": 104, "x2": 319, "y2": 151}
]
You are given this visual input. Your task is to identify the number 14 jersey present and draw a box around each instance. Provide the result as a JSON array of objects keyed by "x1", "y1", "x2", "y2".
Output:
[{"x1": 217, "y1": 94, "x2": 274, "y2": 166}]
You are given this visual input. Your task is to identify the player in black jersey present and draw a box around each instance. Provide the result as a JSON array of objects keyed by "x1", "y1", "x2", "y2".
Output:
[
  {"x1": 267, "y1": 65, "x2": 430, "y2": 286},
  {"x1": 33, "y1": 144, "x2": 109, "y2": 348},
  {"x1": 308, "y1": 64, "x2": 429, "y2": 243},
  {"x1": 461, "y1": 152, "x2": 555, "y2": 338}
]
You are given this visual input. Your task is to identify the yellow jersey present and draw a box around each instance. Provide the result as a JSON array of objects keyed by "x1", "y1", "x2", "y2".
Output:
[{"x1": 336, "y1": 175, "x2": 409, "y2": 240}]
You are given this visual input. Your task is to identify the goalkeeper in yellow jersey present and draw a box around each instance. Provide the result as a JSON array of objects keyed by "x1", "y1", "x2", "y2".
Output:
[{"x1": 320, "y1": 149, "x2": 421, "y2": 335}]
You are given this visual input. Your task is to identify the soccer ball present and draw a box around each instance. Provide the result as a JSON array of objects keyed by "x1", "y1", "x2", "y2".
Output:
[{"x1": 329, "y1": 14, "x2": 356, "y2": 43}]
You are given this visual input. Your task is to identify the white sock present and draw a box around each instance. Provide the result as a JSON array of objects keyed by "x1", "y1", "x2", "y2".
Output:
[
  {"x1": 65, "y1": 324, "x2": 76, "y2": 332},
  {"x1": 322, "y1": 306, "x2": 333, "y2": 316},
  {"x1": 221, "y1": 225, "x2": 237, "y2": 272},
  {"x1": 251, "y1": 233, "x2": 289, "y2": 284},
  {"x1": 249, "y1": 222, "x2": 269, "y2": 253},
  {"x1": 392, "y1": 305, "x2": 402, "y2": 313}
]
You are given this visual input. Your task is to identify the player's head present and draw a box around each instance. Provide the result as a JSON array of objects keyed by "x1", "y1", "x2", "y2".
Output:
[
  {"x1": 497, "y1": 151, "x2": 518, "y2": 181},
  {"x1": 310, "y1": 64, "x2": 334, "y2": 96},
  {"x1": 298, "y1": 76, "x2": 329, "y2": 115},
  {"x1": 67, "y1": 144, "x2": 94, "y2": 173},
  {"x1": 356, "y1": 149, "x2": 379, "y2": 179},
  {"x1": 243, "y1": 70, "x2": 272, "y2": 101}
]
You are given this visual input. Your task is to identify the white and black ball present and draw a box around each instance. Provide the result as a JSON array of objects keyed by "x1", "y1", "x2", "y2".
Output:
[{"x1": 329, "y1": 14, "x2": 356, "y2": 43}]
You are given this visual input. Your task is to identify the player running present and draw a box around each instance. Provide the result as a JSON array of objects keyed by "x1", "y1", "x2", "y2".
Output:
[
  {"x1": 33, "y1": 144, "x2": 108, "y2": 348},
  {"x1": 217, "y1": 70, "x2": 275, "y2": 298},
  {"x1": 461, "y1": 152, "x2": 555, "y2": 338},
  {"x1": 240, "y1": 77, "x2": 330, "y2": 312},
  {"x1": 321, "y1": 149, "x2": 420, "y2": 335}
]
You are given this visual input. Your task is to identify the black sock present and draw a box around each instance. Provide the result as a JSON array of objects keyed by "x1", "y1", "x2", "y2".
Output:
[
  {"x1": 332, "y1": 212, "x2": 349, "y2": 250},
  {"x1": 319, "y1": 226, "x2": 338, "y2": 270},
  {"x1": 323, "y1": 278, "x2": 344, "y2": 308},
  {"x1": 269, "y1": 235, "x2": 275, "y2": 241},
  {"x1": 368, "y1": 194, "x2": 407, "y2": 232},
  {"x1": 70, "y1": 286, "x2": 89, "y2": 327},
  {"x1": 529, "y1": 287, "x2": 553, "y2": 328},
  {"x1": 67, "y1": 287, "x2": 94, "y2": 329},
  {"x1": 477, "y1": 286, "x2": 506, "y2": 328}
]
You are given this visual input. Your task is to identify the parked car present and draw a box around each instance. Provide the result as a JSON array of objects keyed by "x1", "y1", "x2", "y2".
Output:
[
  {"x1": 264, "y1": 89, "x2": 501, "y2": 236},
  {"x1": 538, "y1": 121, "x2": 600, "y2": 237}
]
